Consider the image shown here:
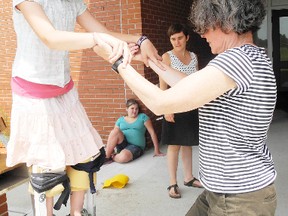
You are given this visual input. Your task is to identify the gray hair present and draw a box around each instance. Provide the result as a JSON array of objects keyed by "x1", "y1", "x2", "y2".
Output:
[{"x1": 189, "y1": 0, "x2": 266, "y2": 35}]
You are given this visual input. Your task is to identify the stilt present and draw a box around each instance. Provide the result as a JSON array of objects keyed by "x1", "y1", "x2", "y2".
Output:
[
  {"x1": 84, "y1": 193, "x2": 96, "y2": 216},
  {"x1": 32, "y1": 166, "x2": 47, "y2": 215},
  {"x1": 84, "y1": 173, "x2": 97, "y2": 216}
]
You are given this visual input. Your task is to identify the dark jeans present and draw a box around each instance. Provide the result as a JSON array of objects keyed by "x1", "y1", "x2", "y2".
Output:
[
  {"x1": 116, "y1": 138, "x2": 144, "y2": 160},
  {"x1": 186, "y1": 183, "x2": 277, "y2": 216}
]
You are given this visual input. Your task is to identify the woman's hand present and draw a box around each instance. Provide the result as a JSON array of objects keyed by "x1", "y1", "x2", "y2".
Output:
[
  {"x1": 140, "y1": 39, "x2": 165, "y2": 70},
  {"x1": 153, "y1": 150, "x2": 166, "y2": 157},
  {"x1": 164, "y1": 114, "x2": 175, "y2": 123},
  {"x1": 93, "y1": 33, "x2": 131, "y2": 67}
]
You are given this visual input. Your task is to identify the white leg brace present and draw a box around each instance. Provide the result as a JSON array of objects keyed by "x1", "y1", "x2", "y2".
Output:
[{"x1": 32, "y1": 165, "x2": 65, "y2": 216}]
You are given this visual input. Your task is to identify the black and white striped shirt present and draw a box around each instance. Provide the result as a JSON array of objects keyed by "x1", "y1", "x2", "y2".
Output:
[{"x1": 199, "y1": 44, "x2": 277, "y2": 193}]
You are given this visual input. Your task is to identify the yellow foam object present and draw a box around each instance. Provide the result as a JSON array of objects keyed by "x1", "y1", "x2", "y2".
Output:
[{"x1": 103, "y1": 174, "x2": 129, "y2": 189}]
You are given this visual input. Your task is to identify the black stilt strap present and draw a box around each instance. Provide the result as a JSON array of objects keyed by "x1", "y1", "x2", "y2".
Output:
[
  {"x1": 30, "y1": 172, "x2": 71, "y2": 211},
  {"x1": 72, "y1": 147, "x2": 106, "y2": 194},
  {"x1": 53, "y1": 178, "x2": 71, "y2": 210}
]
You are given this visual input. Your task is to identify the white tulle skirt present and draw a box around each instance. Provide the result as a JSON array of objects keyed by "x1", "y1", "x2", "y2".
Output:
[{"x1": 6, "y1": 87, "x2": 104, "y2": 170}]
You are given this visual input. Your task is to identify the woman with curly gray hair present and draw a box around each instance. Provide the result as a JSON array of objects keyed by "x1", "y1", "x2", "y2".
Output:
[{"x1": 93, "y1": 0, "x2": 277, "y2": 215}]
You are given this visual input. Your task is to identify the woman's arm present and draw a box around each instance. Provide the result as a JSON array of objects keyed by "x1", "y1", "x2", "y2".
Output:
[
  {"x1": 159, "y1": 53, "x2": 170, "y2": 91},
  {"x1": 195, "y1": 54, "x2": 199, "y2": 71},
  {"x1": 120, "y1": 63, "x2": 236, "y2": 115},
  {"x1": 131, "y1": 48, "x2": 187, "y2": 86},
  {"x1": 144, "y1": 119, "x2": 165, "y2": 157},
  {"x1": 149, "y1": 60, "x2": 187, "y2": 87},
  {"x1": 159, "y1": 53, "x2": 175, "y2": 123},
  {"x1": 93, "y1": 40, "x2": 236, "y2": 115}
]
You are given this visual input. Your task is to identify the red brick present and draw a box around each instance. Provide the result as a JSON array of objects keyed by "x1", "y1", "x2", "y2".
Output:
[{"x1": 0, "y1": 194, "x2": 8, "y2": 215}]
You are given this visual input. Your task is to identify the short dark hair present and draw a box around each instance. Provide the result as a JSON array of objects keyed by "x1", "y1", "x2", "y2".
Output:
[
  {"x1": 167, "y1": 23, "x2": 189, "y2": 38},
  {"x1": 189, "y1": 0, "x2": 267, "y2": 35}
]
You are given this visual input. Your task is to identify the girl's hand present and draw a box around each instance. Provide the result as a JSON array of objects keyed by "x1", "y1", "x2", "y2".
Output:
[
  {"x1": 93, "y1": 40, "x2": 112, "y2": 61},
  {"x1": 128, "y1": 43, "x2": 143, "y2": 62},
  {"x1": 128, "y1": 43, "x2": 139, "y2": 56}
]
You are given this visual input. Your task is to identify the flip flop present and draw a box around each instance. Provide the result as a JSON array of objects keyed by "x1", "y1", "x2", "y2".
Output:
[
  {"x1": 184, "y1": 177, "x2": 203, "y2": 188},
  {"x1": 167, "y1": 184, "x2": 181, "y2": 199}
]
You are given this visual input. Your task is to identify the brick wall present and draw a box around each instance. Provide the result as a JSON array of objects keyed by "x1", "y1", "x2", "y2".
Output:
[
  {"x1": 0, "y1": 1, "x2": 14, "y2": 113},
  {"x1": 0, "y1": 194, "x2": 8, "y2": 216},
  {"x1": 0, "y1": 0, "x2": 14, "y2": 152}
]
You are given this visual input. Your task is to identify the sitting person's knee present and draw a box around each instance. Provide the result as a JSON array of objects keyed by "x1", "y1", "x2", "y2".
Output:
[{"x1": 113, "y1": 150, "x2": 133, "y2": 163}]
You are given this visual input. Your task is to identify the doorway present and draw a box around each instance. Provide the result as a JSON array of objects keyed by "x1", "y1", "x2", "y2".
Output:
[{"x1": 272, "y1": 9, "x2": 288, "y2": 110}]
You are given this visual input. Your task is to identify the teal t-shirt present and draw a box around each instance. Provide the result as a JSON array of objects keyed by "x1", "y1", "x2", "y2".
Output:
[{"x1": 116, "y1": 113, "x2": 149, "y2": 150}]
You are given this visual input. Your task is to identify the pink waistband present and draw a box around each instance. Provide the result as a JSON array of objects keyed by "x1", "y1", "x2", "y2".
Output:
[{"x1": 11, "y1": 77, "x2": 74, "y2": 98}]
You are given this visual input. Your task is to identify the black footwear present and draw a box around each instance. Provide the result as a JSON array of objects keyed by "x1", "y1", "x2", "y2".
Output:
[
  {"x1": 167, "y1": 184, "x2": 181, "y2": 199},
  {"x1": 184, "y1": 177, "x2": 203, "y2": 188}
]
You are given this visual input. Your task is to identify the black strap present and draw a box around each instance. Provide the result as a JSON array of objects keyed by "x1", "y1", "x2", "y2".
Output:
[
  {"x1": 30, "y1": 172, "x2": 71, "y2": 210},
  {"x1": 72, "y1": 147, "x2": 106, "y2": 194},
  {"x1": 53, "y1": 178, "x2": 71, "y2": 210}
]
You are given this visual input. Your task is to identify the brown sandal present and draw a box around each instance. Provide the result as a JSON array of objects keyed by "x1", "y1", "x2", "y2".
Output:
[{"x1": 167, "y1": 184, "x2": 181, "y2": 199}]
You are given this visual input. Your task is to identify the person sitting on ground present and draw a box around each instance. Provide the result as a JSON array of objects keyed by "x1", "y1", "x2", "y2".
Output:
[{"x1": 105, "y1": 98, "x2": 165, "y2": 163}]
